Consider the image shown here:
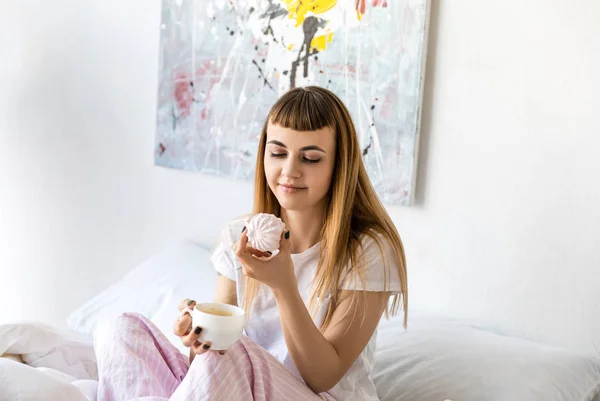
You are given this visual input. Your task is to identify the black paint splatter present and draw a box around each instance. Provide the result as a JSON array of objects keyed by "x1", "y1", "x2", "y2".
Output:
[
  {"x1": 290, "y1": 16, "x2": 320, "y2": 88},
  {"x1": 252, "y1": 59, "x2": 275, "y2": 91},
  {"x1": 363, "y1": 136, "x2": 372, "y2": 156},
  {"x1": 260, "y1": 0, "x2": 287, "y2": 39}
]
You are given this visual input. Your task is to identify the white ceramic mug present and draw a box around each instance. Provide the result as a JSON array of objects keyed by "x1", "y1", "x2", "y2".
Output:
[{"x1": 181, "y1": 302, "x2": 245, "y2": 351}]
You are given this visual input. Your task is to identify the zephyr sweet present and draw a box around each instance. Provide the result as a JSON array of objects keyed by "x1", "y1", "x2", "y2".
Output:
[{"x1": 246, "y1": 213, "x2": 286, "y2": 253}]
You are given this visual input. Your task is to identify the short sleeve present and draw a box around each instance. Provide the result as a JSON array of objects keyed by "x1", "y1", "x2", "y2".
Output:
[
  {"x1": 340, "y1": 233, "x2": 402, "y2": 294},
  {"x1": 210, "y1": 218, "x2": 248, "y2": 282}
]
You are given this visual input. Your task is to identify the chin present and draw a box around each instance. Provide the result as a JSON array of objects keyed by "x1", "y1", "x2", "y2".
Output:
[{"x1": 275, "y1": 197, "x2": 303, "y2": 211}]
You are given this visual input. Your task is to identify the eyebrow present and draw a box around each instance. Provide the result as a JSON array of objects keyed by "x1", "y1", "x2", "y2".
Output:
[{"x1": 266, "y1": 140, "x2": 326, "y2": 153}]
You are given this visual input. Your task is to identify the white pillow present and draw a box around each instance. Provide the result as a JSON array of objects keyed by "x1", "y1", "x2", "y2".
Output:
[
  {"x1": 373, "y1": 311, "x2": 600, "y2": 401},
  {"x1": 67, "y1": 241, "x2": 217, "y2": 354}
]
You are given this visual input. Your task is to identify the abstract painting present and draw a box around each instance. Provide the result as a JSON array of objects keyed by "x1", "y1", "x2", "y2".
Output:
[{"x1": 155, "y1": 0, "x2": 430, "y2": 205}]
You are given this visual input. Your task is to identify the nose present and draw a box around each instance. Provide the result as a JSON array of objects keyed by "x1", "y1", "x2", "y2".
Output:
[{"x1": 281, "y1": 155, "x2": 302, "y2": 179}]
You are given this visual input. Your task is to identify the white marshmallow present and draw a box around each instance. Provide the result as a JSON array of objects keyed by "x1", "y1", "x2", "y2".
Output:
[{"x1": 246, "y1": 213, "x2": 286, "y2": 252}]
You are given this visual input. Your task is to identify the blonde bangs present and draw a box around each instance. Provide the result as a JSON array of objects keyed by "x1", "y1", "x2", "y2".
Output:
[{"x1": 268, "y1": 88, "x2": 337, "y2": 132}]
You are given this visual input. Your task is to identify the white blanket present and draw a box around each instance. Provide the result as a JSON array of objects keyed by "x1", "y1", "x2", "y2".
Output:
[{"x1": 0, "y1": 321, "x2": 98, "y2": 401}]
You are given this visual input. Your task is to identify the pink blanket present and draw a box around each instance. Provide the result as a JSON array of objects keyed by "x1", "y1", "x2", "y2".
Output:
[{"x1": 95, "y1": 313, "x2": 335, "y2": 401}]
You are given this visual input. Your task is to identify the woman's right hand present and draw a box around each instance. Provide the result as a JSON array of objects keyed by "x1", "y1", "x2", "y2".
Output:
[{"x1": 173, "y1": 299, "x2": 220, "y2": 356}]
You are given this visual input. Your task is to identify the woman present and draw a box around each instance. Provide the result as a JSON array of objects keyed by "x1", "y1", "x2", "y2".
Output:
[{"x1": 96, "y1": 86, "x2": 407, "y2": 401}]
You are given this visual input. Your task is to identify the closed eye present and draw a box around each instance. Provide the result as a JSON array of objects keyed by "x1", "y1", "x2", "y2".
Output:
[{"x1": 269, "y1": 152, "x2": 321, "y2": 164}]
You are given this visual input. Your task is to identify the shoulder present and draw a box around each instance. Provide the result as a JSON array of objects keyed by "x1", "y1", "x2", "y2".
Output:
[
  {"x1": 341, "y1": 230, "x2": 402, "y2": 292},
  {"x1": 217, "y1": 215, "x2": 252, "y2": 247},
  {"x1": 340, "y1": 230, "x2": 401, "y2": 292},
  {"x1": 356, "y1": 230, "x2": 393, "y2": 263},
  {"x1": 210, "y1": 215, "x2": 252, "y2": 279}
]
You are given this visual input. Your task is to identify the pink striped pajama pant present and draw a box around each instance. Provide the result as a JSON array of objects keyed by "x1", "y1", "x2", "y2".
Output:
[{"x1": 94, "y1": 313, "x2": 336, "y2": 401}]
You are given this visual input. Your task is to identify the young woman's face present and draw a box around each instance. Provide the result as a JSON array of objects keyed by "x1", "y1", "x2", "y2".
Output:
[{"x1": 264, "y1": 122, "x2": 336, "y2": 212}]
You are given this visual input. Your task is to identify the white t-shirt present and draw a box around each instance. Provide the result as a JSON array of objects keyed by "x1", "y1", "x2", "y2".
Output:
[{"x1": 210, "y1": 217, "x2": 402, "y2": 401}]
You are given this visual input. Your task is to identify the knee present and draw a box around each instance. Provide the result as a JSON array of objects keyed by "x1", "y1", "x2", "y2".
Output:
[
  {"x1": 236, "y1": 334, "x2": 259, "y2": 352},
  {"x1": 93, "y1": 312, "x2": 146, "y2": 346}
]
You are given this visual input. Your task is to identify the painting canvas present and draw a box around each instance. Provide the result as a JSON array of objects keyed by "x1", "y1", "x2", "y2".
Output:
[{"x1": 155, "y1": 0, "x2": 430, "y2": 205}]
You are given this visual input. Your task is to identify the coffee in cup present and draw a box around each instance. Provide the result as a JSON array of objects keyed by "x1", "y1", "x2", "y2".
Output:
[{"x1": 202, "y1": 307, "x2": 234, "y2": 317}]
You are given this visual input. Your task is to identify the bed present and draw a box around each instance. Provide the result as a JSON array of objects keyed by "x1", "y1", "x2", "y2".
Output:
[{"x1": 2, "y1": 241, "x2": 600, "y2": 401}]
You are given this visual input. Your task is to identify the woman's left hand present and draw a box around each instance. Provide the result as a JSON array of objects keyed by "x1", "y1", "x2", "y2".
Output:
[{"x1": 234, "y1": 229, "x2": 296, "y2": 292}]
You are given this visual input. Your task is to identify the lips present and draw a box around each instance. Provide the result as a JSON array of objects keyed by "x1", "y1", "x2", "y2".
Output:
[
  {"x1": 278, "y1": 183, "x2": 306, "y2": 193},
  {"x1": 279, "y1": 184, "x2": 305, "y2": 189}
]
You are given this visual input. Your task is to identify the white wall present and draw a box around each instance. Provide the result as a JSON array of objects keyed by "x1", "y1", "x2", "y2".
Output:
[
  {"x1": 0, "y1": 0, "x2": 252, "y2": 326},
  {"x1": 1, "y1": 0, "x2": 599, "y2": 354}
]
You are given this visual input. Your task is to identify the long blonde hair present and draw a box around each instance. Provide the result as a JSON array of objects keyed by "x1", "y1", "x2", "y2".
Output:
[{"x1": 243, "y1": 86, "x2": 408, "y2": 329}]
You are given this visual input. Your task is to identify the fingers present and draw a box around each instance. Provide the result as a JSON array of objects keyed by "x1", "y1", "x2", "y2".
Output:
[
  {"x1": 191, "y1": 341, "x2": 225, "y2": 356},
  {"x1": 278, "y1": 230, "x2": 291, "y2": 255},
  {"x1": 181, "y1": 326, "x2": 203, "y2": 347},
  {"x1": 235, "y1": 231, "x2": 249, "y2": 256},
  {"x1": 173, "y1": 313, "x2": 193, "y2": 337},
  {"x1": 181, "y1": 326, "x2": 225, "y2": 356},
  {"x1": 174, "y1": 299, "x2": 195, "y2": 337},
  {"x1": 246, "y1": 246, "x2": 271, "y2": 259},
  {"x1": 236, "y1": 231, "x2": 271, "y2": 259},
  {"x1": 192, "y1": 340, "x2": 212, "y2": 355},
  {"x1": 235, "y1": 232, "x2": 253, "y2": 262},
  {"x1": 240, "y1": 230, "x2": 248, "y2": 248},
  {"x1": 178, "y1": 299, "x2": 196, "y2": 311}
]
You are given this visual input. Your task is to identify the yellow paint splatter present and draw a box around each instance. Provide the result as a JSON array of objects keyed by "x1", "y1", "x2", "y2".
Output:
[
  {"x1": 281, "y1": 0, "x2": 337, "y2": 27},
  {"x1": 310, "y1": 32, "x2": 334, "y2": 52}
]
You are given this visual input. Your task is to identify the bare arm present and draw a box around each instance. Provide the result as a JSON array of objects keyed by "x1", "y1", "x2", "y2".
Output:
[
  {"x1": 274, "y1": 288, "x2": 389, "y2": 393},
  {"x1": 213, "y1": 273, "x2": 238, "y2": 306}
]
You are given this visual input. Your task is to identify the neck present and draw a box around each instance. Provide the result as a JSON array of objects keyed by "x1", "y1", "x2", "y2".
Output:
[{"x1": 280, "y1": 204, "x2": 326, "y2": 254}]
